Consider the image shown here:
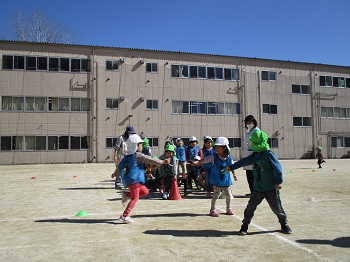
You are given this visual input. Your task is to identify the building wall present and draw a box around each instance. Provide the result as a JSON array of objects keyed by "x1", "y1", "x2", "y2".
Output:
[{"x1": 0, "y1": 41, "x2": 349, "y2": 165}]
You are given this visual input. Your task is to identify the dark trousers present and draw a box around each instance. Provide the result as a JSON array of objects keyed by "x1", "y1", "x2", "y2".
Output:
[
  {"x1": 242, "y1": 189, "x2": 288, "y2": 225},
  {"x1": 245, "y1": 170, "x2": 254, "y2": 193}
]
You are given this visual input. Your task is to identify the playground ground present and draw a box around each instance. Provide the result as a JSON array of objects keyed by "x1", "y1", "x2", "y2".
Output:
[{"x1": 0, "y1": 159, "x2": 349, "y2": 261}]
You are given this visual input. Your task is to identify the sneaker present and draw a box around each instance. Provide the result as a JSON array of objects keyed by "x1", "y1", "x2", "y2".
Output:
[
  {"x1": 209, "y1": 210, "x2": 219, "y2": 217},
  {"x1": 226, "y1": 208, "x2": 234, "y2": 215},
  {"x1": 239, "y1": 224, "x2": 248, "y2": 235},
  {"x1": 118, "y1": 215, "x2": 134, "y2": 224},
  {"x1": 162, "y1": 192, "x2": 168, "y2": 200},
  {"x1": 281, "y1": 224, "x2": 292, "y2": 234},
  {"x1": 121, "y1": 191, "x2": 128, "y2": 206}
]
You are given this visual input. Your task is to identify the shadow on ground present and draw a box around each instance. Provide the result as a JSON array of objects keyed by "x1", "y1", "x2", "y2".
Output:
[
  {"x1": 296, "y1": 237, "x2": 350, "y2": 248},
  {"x1": 143, "y1": 229, "x2": 281, "y2": 237}
]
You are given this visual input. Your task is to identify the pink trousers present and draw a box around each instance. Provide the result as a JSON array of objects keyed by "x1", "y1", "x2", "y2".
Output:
[{"x1": 122, "y1": 183, "x2": 149, "y2": 217}]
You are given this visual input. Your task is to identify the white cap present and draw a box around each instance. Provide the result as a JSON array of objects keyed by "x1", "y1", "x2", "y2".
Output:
[
  {"x1": 202, "y1": 136, "x2": 213, "y2": 141},
  {"x1": 125, "y1": 134, "x2": 144, "y2": 155},
  {"x1": 176, "y1": 137, "x2": 182, "y2": 143},
  {"x1": 214, "y1": 137, "x2": 231, "y2": 153},
  {"x1": 189, "y1": 136, "x2": 198, "y2": 142}
]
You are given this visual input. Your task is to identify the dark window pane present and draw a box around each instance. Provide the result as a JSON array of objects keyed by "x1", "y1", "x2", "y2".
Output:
[
  {"x1": 301, "y1": 85, "x2": 310, "y2": 94},
  {"x1": 198, "y1": 66, "x2": 206, "y2": 78},
  {"x1": 234, "y1": 138, "x2": 241, "y2": 148},
  {"x1": 151, "y1": 63, "x2": 157, "y2": 72},
  {"x1": 180, "y1": 65, "x2": 188, "y2": 77},
  {"x1": 146, "y1": 100, "x2": 152, "y2": 109},
  {"x1": 207, "y1": 67, "x2": 215, "y2": 79},
  {"x1": 292, "y1": 84, "x2": 300, "y2": 94},
  {"x1": 60, "y1": 58, "x2": 69, "y2": 71},
  {"x1": 303, "y1": 117, "x2": 311, "y2": 126},
  {"x1": 106, "y1": 138, "x2": 113, "y2": 148},
  {"x1": 190, "y1": 66, "x2": 197, "y2": 78},
  {"x1": 269, "y1": 71, "x2": 276, "y2": 81},
  {"x1": 270, "y1": 105, "x2": 277, "y2": 114},
  {"x1": 48, "y1": 136, "x2": 58, "y2": 150},
  {"x1": 293, "y1": 117, "x2": 302, "y2": 126},
  {"x1": 70, "y1": 136, "x2": 80, "y2": 149},
  {"x1": 14, "y1": 56, "x2": 25, "y2": 69},
  {"x1": 325, "y1": 76, "x2": 332, "y2": 86},
  {"x1": 345, "y1": 137, "x2": 350, "y2": 147},
  {"x1": 346, "y1": 78, "x2": 350, "y2": 88},
  {"x1": 224, "y1": 68, "x2": 231, "y2": 80},
  {"x1": 333, "y1": 77, "x2": 339, "y2": 87},
  {"x1": 261, "y1": 71, "x2": 268, "y2": 80},
  {"x1": 146, "y1": 63, "x2": 152, "y2": 72},
  {"x1": 233, "y1": 69, "x2": 240, "y2": 80},
  {"x1": 81, "y1": 59, "x2": 90, "y2": 72},
  {"x1": 1, "y1": 136, "x2": 12, "y2": 150},
  {"x1": 112, "y1": 99, "x2": 118, "y2": 108},
  {"x1": 81, "y1": 136, "x2": 89, "y2": 149},
  {"x1": 49, "y1": 58, "x2": 59, "y2": 71},
  {"x1": 171, "y1": 65, "x2": 179, "y2": 77},
  {"x1": 320, "y1": 76, "x2": 325, "y2": 86},
  {"x1": 262, "y1": 104, "x2": 269, "y2": 113},
  {"x1": 35, "y1": 136, "x2": 46, "y2": 150},
  {"x1": 37, "y1": 57, "x2": 47, "y2": 70},
  {"x1": 26, "y1": 56, "x2": 36, "y2": 70},
  {"x1": 152, "y1": 100, "x2": 158, "y2": 109},
  {"x1": 106, "y1": 60, "x2": 112, "y2": 70},
  {"x1": 182, "y1": 101, "x2": 189, "y2": 113},
  {"x1": 59, "y1": 136, "x2": 69, "y2": 149},
  {"x1": 2, "y1": 55, "x2": 13, "y2": 69},
  {"x1": 71, "y1": 59, "x2": 80, "y2": 72},
  {"x1": 215, "y1": 68, "x2": 223, "y2": 79}
]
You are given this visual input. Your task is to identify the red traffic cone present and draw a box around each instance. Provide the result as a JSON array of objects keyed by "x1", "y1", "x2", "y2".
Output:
[{"x1": 169, "y1": 179, "x2": 182, "y2": 200}]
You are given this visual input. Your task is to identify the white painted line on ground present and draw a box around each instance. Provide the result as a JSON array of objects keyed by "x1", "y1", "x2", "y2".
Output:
[{"x1": 220, "y1": 209, "x2": 333, "y2": 262}]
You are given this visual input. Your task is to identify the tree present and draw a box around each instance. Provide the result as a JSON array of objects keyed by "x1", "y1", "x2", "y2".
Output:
[{"x1": 8, "y1": 9, "x2": 77, "y2": 44}]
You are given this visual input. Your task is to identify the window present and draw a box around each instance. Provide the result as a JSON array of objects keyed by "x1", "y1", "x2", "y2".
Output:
[
  {"x1": 59, "y1": 58, "x2": 69, "y2": 71},
  {"x1": 346, "y1": 78, "x2": 350, "y2": 88},
  {"x1": 37, "y1": 57, "x2": 47, "y2": 70},
  {"x1": 225, "y1": 103, "x2": 240, "y2": 115},
  {"x1": 59, "y1": 136, "x2": 69, "y2": 149},
  {"x1": 146, "y1": 62, "x2": 158, "y2": 73},
  {"x1": 35, "y1": 136, "x2": 46, "y2": 150},
  {"x1": 224, "y1": 68, "x2": 240, "y2": 81},
  {"x1": 106, "y1": 98, "x2": 119, "y2": 109},
  {"x1": 25, "y1": 136, "x2": 35, "y2": 150},
  {"x1": 171, "y1": 65, "x2": 189, "y2": 78},
  {"x1": 12, "y1": 97, "x2": 24, "y2": 111},
  {"x1": 81, "y1": 98, "x2": 90, "y2": 111},
  {"x1": 26, "y1": 56, "x2": 36, "y2": 70},
  {"x1": 345, "y1": 137, "x2": 350, "y2": 147},
  {"x1": 59, "y1": 98, "x2": 69, "y2": 111},
  {"x1": 146, "y1": 99, "x2": 159, "y2": 110},
  {"x1": 106, "y1": 60, "x2": 119, "y2": 70},
  {"x1": 198, "y1": 66, "x2": 206, "y2": 78},
  {"x1": 48, "y1": 97, "x2": 59, "y2": 111},
  {"x1": 1, "y1": 96, "x2": 12, "y2": 110},
  {"x1": 261, "y1": 71, "x2": 276, "y2": 81},
  {"x1": 48, "y1": 136, "x2": 59, "y2": 150},
  {"x1": 268, "y1": 138, "x2": 279, "y2": 148},
  {"x1": 2, "y1": 55, "x2": 13, "y2": 69},
  {"x1": 207, "y1": 102, "x2": 224, "y2": 115},
  {"x1": 148, "y1": 137, "x2": 159, "y2": 148},
  {"x1": 293, "y1": 117, "x2": 311, "y2": 127},
  {"x1": 320, "y1": 75, "x2": 332, "y2": 87},
  {"x1": 70, "y1": 136, "x2": 81, "y2": 150},
  {"x1": 106, "y1": 138, "x2": 114, "y2": 148},
  {"x1": 262, "y1": 104, "x2": 277, "y2": 114},
  {"x1": 292, "y1": 84, "x2": 310, "y2": 94},
  {"x1": 331, "y1": 137, "x2": 344, "y2": 148},
  {"x1": 207, "y1": 67, "x2": 223, "y2": 80},
  {"x1": 12, "y1": 136, "x2": 24, "y2": 150},
  {"x1": 1, "y1": 136, "x2": 11, "y2": 150},
  {"x1": 71, "y1": 59, "x2": 81, "y2": 72},
  {"x1": 228, "y1": 138, "x2": 241, "y2": 148},
  {"x1": 172, "y1": 101, "x2": 189, "y2": 114},
  {"x1": 333, "y1": 77, "x2": 345, "y2": 88},
  {"x1": 190, "y1": 66, "x2": 198, "y2": 78},
  {"x1": 81, "y1": 59, "x2": 91, "y2": 72},
  {"x1": 14, "y1": 56, "x2": 25, "y2": 69},
  {"x1": 71, "y1": 98, "x2": 81, "y2": 111},
  {"x1": 49, "y1": 58, "x2": 59, "y2": 71},
  {"x1": 207, "y1": 67, "x2": 215, "y2": 79},
  {"x1": 190, "y1": 101, "x2": 206, "y2": 114}
]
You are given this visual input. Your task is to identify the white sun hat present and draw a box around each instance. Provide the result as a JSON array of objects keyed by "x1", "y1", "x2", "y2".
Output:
[
  {"x1": 125, "y1": 134, "x2": 144, "y2": 155},
  {"x1": 189, "y1": 136, "x2": 198, "y2": 142},
  {"x1": 214, "y1": 137, "x2": 231, "y2": 153}
]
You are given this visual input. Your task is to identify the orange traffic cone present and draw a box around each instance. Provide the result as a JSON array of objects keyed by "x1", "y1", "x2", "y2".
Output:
[{"x1": 169, "y1": 179, "x2": 182, "y2": 200}]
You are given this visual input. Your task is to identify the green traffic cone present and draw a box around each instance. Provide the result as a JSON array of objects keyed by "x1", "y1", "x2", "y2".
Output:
[{"x1": 75, "y1": 210, "x2": 88, "y2": 217}]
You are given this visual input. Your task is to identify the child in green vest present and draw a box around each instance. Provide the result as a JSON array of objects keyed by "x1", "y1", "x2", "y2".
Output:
[{"x1": 227, "y1": 130, "x2": 292, "y2": 235}]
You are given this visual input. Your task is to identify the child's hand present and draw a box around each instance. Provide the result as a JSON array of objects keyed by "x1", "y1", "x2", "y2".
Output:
[
  {"x1": 225, "y1": 166, "x2": 230, "y2": 172},
  {"x1": 163, "y1": 158, "x2": 170, "y2": 165},
  {"x1": 276, "y1": 184, "x2": 282, "y2": 190},
  {"x1": 233, "y1": 175, "x2": 237, "y2": 181}
]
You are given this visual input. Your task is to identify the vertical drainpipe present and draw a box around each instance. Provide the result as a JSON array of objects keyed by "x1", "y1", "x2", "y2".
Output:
[
  {"x1": 257, "y1": 70, "x2": 262, "y2": 129},
  {"x1": 241, "y1": 64, "x2": 246, "y2": 159},
  {"x1": 310, "y1": 69, "x2": 316, "y2": 158},
  {"x1": 95, "y1": 58, "x2": 99, "y2": 162},
  {"x1": 90, "y1": 48, "x2": 95, "y2": 163}
]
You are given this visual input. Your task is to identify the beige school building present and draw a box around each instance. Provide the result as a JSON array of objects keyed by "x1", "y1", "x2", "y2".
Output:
[{"x1": 0, "y1": 40, "x2": 349, "y2": 165}]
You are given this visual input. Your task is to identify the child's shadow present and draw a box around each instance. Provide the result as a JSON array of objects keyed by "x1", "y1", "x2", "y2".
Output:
[{"x1": 143, "y1": 229, "x2": 280, "y2": 237}]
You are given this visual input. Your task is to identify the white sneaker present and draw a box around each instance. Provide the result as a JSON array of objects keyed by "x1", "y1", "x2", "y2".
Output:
[
  {"x1": 118, "y1": 215, "x2": 134, "y2": 224},
  {"x1": 121, "y1": 191, "x2": 128, "y2": 206}
]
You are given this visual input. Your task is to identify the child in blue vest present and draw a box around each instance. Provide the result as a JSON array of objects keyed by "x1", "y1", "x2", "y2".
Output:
[
  {"x1": 193, "y1": 137, "x2": 236, "y2": 216},
  {"x1": 185, "y1": 136, "x2": 203, "y2": 195},
  {"x1": 118, "y1": 134, "x2": 169, "y2": 223},
  {"x1": 175, "y1": 138, "x2": 187, "y2": 188},
  {"x1": 227, "y1": 130, "x2": 292, "y2": 234},
  {"x1": 202, "y1": 136, "x2": 215, "y2": 198}
]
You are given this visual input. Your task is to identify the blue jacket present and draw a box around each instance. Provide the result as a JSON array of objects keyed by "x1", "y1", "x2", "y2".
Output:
[
  {"x1": 229, "y1": 150, "x2": 283, "y2": 192},
  {"x1": 209, "y1": 154, "x2": 233, "y2": 187},
  {"x1": 119, "y1": 153, "x2": 145, "y2": 187},
  {"x1": 176, "y1": 145, "x2": 187, "y2": 162}
]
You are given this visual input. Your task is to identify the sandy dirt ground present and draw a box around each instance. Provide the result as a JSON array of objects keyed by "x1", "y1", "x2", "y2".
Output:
[{"x1": 0, "y1": 159, "x2": 349, "y2": 262}]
